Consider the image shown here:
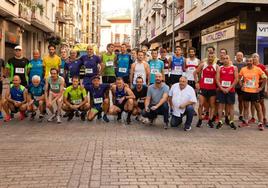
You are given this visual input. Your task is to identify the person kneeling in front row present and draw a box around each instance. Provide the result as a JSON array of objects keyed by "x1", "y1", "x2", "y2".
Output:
[
  {"x1": 62, "y1": 76, "x2": 90, "y2": 121},
  {"x1": 169, "y1": 76, "x2": 197, "y2": 131},
  {"x1": 142, "y1": 73, "x2": 169, "y2": 129}
]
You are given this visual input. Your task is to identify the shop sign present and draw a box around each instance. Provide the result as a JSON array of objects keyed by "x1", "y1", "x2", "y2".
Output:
[
  {"x1": 201, "y1": 26, "x2": 235, "y2": 45},
  {"x1": 5, "y1": 32, "x2": 20, "y2": 44},
  {"x1": 257, "y1": 23, "x2": 268, "y2": 37}
]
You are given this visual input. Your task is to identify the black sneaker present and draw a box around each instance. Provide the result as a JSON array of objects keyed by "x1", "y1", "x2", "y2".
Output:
[
  {"x1": 126, "y1": 117, "x2": 131, "y2": 124},
  {"x1": 207, "y1": 120, "x2": 214, "y2": 128},
  {"x1": 80, "y1": 112, "x2": 86, "y2": 121},
  {"x1": 67, "y1": 112, "x2": 74, "y2": 121},
  {"x1": 75, "y1": 111, "x2": 80, "y2": 117},
  {"x1": 97, "y1": 112, "x2": 102, "y2": 120},
  {"x1": 38, "y1": 115, "x2": 44, "y2": 123},
  {"x1": 103, "y1": 114, "x2": 109, "y2": 122},
  {"x1": 164, "y1": 123, "x2": 168, "y2": 130},
  {"x1": 196, "y1": 119, "x2": 202, "y2": 127},
  {"x1": 239, "y1": 116, "x2": 243, "y2": 122},
  {"x1": 117, "y1": 112, "x2": 122, "y2": 121},
  {"x1": 216, "y1": 121, "x2": 223, "y2": 129},
  {"x1": 225, "y1": 116, "x2": 230, "y2": 125},
  {"x1": 230, "y1": 122, "x2": 237, "y2": 130},
  {"x1": 63, "y1": 112, "x2": 69, "y2": 118},
  {"x1": 30, "y1": 112, "x2": 36, "y2": 121},
  {"x1": 149, "y1": 119, "x2": 154, "y2": 126}
]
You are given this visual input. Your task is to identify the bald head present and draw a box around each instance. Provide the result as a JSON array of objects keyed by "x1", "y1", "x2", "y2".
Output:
[
  {"x1": 13, "y1": 75, "x2": 21, "y2": 87},
  {"x1": 179, "y1": 76, "x2": 188, "y2": 89}
]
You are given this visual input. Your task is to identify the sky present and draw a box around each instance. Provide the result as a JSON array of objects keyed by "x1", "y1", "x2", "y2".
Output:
[{"x1": 101, "y1": 0, "x2": 132, "y2": 15}]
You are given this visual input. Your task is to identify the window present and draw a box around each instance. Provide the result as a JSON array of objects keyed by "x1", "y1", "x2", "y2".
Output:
[{"x1": 187, "y1": 0, "x2": 197, "y2": 12}]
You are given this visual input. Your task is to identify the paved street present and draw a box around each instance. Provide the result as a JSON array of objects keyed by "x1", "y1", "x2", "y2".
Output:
[{"x1": 0, "y1": 99, "x2": 268, "y2": 188}]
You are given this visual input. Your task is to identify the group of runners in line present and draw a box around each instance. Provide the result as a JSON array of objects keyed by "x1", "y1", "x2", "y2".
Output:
[{"x1": 0, "y1": 43, "x2": 267, "y2": 131}]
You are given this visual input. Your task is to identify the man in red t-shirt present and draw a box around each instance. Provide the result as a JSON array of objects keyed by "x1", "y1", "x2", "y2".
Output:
[{"x1": 216, "y1": 55, "x2": 238, "y2": 130}]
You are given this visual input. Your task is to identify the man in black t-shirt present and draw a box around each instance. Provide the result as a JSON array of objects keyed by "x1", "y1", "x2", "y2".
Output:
[
  {"x1": 6, "y1": 46, "x2": 29, "y2": 87},
  {"x1": 132, "y1": 76, "x2": 148, "y2": 121},
  {"x1": 0, "y1": 58, "x2": 5, "y2": 119}
]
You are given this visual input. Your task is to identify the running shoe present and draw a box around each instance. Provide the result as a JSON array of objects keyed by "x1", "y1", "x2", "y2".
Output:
[
  {"x1": 4, "y1": 115, "x2": 11, "y2": 122},
  {"x1": 216, "y1": 121, "x2": 223, "y2": 129},
  {"x1": 230, "y1": 122, "x2": 237, "y2": 130},
  {"x1": 47, "y1": 114, "x2": 56, "y2": 122},
  {"x1": 103, "y1": 114, "x2": 110, "y2": 122},
  {"x1": 258, "y1": 123, "x2": 264, "y2": 131},
  {"x1": 19, "y1": 112, "x2": 25, "y2": 120},
  {"x1": 248, "y1": 117, "x2": 256, "y2": 124},
  {"x1": 196, "y1": 119, "x2": 202, "y2": 127},
  {"x1": 56, "y1": 115, "x2": 62, "y2": 124}
]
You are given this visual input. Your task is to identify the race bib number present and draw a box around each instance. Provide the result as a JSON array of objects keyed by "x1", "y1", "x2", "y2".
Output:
[
  {"x1": 69, "y1": 78, "x2": 72, "y2": 83},
  {"x1": 106, "y1": 61, "x2": 114, "y2": 66},
  {"x1": 245, "y1": 80, "x2": 255, "y2": 88},
  {"x1": 85, "y1": 68, "x2": 93, "y2": 74},
  {"x1": 72, "y1": 99, "x2": 82, "y2": 105},
  {"x1": 221, "y1": 81, "x2": 231, "y2": 87},
  {"x1": 188, "y1": 67, "x2": 196, "y2": 71},
  {"x1": 204, "y1": 78, "x2": 214, "y2": 84},
  {"x1": 15, "y1": 68, "x2": 24, "y2": 74},
  {"x1": 50, "y1": 84, "x2": 60, "y2": 90},
  {"x1": 94, "y1": 97, "x2": 103, "y2": 104},
  {"x1": 174, "y1": 66, "x2": 182, "y2": 72},
  {"x1": 151, "y1": 68, "x2": 159, "y2": 74},
  {"x1": 60, "y1": 68, "x2": 64, "y2": 74},
  {"x1": 119, "y1": 67, "x2": 127, "y2": 73},
  {"x1": 164, "y1": 69, "x2": 169, "y2": 75},
  {"x1": 137, "y1": 98, "x2": 144, "y2": 103}
]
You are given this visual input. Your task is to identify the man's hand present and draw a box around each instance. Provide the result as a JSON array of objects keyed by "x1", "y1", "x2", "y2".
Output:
[
  {"x1": 150, "y1": 106, "x2": 158, "y2": 111},
  {"x1": 195, "y1": 83, "x2": 200, "y2": 90},
  {"x1": 70, "y1": 105, "x2": 79, "y2": 110},
  {"x1": 14, "y1": 101, "x2": 21, "y2": 107},
  {"x1": 145, "y1": 106, "x2": 150, "y2": 112},
  {"x1": 179, "y1": 104, "x2": 186, "y2": 109}
]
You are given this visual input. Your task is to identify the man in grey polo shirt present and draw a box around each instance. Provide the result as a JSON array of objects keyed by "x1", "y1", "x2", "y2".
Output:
[{"x1": 142, "y1": 73, "x2": 169, "y2": 129}]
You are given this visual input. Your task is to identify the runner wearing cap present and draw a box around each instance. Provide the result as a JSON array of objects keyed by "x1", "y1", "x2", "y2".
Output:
[
  {"x1": 6, "y1": 45, "x2": 30, "y2": 87},
  {"x1": 85, "y1": 75, "x2": 110, "y2": 122}
]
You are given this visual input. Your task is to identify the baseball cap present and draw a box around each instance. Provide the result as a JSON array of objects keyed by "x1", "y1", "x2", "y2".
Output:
[{"x1": 14, "y1": 45, "x2": 22, "y2": 50}]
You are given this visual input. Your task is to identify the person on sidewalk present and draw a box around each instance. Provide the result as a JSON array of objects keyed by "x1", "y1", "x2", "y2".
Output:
[
  {"x1": 169, "y1": 76, "x2": 197, "y2": 131},
  {"x1": 142, "y1": 73, "x2": 169, "y2": 129},
  {"x1": 0, "y1": 57, "x2": 5, "y2": 119}
]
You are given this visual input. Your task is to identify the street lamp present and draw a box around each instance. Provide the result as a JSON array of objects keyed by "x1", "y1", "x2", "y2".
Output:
[{"x1": 152, "y1": 1, "x2": 178, "y2": 53}]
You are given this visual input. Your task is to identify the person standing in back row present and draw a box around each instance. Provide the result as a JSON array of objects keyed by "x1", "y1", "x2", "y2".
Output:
[
  {"x1": 43, "y1": 44, "x2": 61, "y2": 79},
  {"x1": 169, "y1": 46, "x2": 185, "y2": 85},
  {"x1": 116, "y1": 44, "x2": 132, "y2": 84},
  {"x1": 149, "y1": 49, "x2": 165, "y2": 84},
  {"x1": 6, "y1": 45, "x2": 30, "y2": 87},
  {"x1": 101, "y1": 43, "x2": 116, "y2": 84}
]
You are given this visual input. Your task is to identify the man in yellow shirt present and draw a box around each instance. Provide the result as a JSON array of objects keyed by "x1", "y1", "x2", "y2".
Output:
[{"x1": 43, "y1": 44, "x2": 61, "y2": 78}]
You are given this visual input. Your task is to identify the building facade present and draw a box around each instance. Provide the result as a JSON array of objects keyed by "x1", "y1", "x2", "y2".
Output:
[
  {"x1": 137, "y1": 0, "x2": 268, "y2": 64},
  {"x1": 0, "y1": 0, "x2": 57, "y2": 60}
]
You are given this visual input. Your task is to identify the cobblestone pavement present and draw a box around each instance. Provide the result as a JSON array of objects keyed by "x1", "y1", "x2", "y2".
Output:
[{"x1": 0, "y1": 100, "x2": 268, "y2": 188}]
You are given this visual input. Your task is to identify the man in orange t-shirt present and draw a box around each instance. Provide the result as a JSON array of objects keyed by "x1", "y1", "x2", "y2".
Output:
[{"x1": 239, "y1": 57, "x2": 267, "y2": 131}]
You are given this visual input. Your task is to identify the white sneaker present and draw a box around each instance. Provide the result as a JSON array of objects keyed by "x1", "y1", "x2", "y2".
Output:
[
  {"x1": 47, "y1": 114, "x2": 56, "y2": 122},
  {"x1": 184, "y1": 126, "x2": 192, "y2": 131},
  {"x1": 56, "y1": 115, "x2": 62, "y2": 124}
]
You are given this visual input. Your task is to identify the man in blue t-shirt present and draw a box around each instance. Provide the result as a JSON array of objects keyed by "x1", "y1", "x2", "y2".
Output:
[
  {"x1": 79, "y1": 45, "x2": 101, "y2": 87},
  {"x1": 28, "y1": 49, "x2": 44, "y2": 83},
  {"x1": 85, "y1": 75, "x2": 110, "y2": 122},
  {"x1": 149, "y1": 49, "x2": 164, "y2": 84},
  {"x1": 116, "y1": 44, "x2": 132, "y2": 84},
  {"x1": 27, "y1": 75, "x2": 46, "y2": 122}
]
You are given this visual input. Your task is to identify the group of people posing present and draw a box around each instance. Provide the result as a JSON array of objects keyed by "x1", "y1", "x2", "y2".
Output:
[{"x1": 0, "y1": 43, "x2": 267, "y2": 131}]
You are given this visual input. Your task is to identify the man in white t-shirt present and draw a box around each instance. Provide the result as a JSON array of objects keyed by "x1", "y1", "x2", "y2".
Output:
[{"x1": 169, "y1": 76, "x2": 197, "y2": 131}]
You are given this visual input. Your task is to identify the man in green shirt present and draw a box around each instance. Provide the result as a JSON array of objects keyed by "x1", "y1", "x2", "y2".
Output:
[
  {"x1": 62, "y1": 76, "x2": 90, "y2": 121},
  {"x1": 101, "y1": 43, "x2": 116, "y2": 83}
]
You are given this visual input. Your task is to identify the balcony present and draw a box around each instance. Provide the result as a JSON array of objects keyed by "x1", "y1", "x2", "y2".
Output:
[
  {"x1": 12, "y1": 2, "x2": 31, "y2": 25},
  {"x1": 151, "y1": 28, "x2": 156, "y2": 39},
  {"x1": 31, "y1": 8, "x2": 54, "y2": 32},
  {"x1": 174, "y1": 8, "x2": 184, "y2": 27},
  {"x1": 55, "y1": 11, "x2": 67, "y2": 24}
]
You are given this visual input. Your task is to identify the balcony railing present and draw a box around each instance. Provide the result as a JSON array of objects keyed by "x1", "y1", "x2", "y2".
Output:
[
  {"x1": 31, "y1": 7, "x2": 54, "y2": 32},
  {"x1": 174, "y1": 8, "x2": 184, "y2": 27},
  {"x1": 19, "y1": 2, "x2": 32, "y2": 22}
]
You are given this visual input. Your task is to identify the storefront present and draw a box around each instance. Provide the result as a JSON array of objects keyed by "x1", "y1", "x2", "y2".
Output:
[
  {"x1": 201, "y1": 25, "x2": 236, "y2": 60},
  {"x1": 256, "y1": 22, "x2": 268, "y2": 65}
]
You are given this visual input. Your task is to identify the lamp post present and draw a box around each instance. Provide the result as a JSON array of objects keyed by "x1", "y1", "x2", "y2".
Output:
[{"x1": 152, "y1": 1, "x2": 178, "y2": 53}]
